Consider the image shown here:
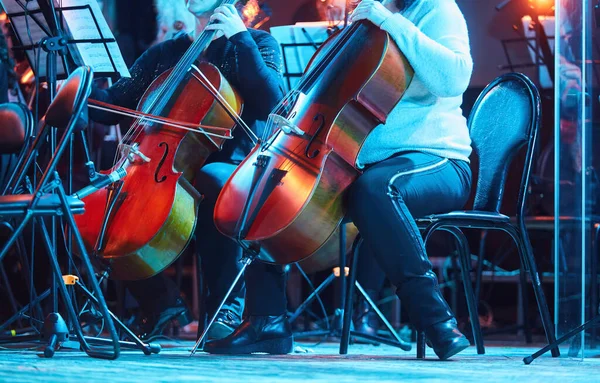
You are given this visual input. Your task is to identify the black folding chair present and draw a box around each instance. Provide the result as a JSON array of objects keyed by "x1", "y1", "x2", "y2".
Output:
[{"x1": 340, "y1": 73, "x2": 559, "y2": 359}]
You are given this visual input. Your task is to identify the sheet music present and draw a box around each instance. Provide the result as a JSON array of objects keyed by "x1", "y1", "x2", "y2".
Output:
[
  {"x1": 1, "y1": 0, "x2": 130, "y2": 78},
  {"x1": 61, "y1": 0, "x2": 130, "y2": 78}
]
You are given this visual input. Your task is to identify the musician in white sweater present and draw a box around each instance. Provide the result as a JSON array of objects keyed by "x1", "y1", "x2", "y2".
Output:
[
  {"x1": 349, "y1": 0, "x2": 473, "y2": 359},
  {"x1": 207, "y1": 0, "x2": 474, "y2": 359}
]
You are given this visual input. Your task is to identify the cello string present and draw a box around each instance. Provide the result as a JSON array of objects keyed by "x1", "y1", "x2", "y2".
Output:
[
  {"x1": 261, "y1": 20, "x2": 363, "y2": 154},
  {"x1": 267, "y1": 11, "x2": 362, "y2": 123},
  {"x1": 111, "y1": 0, "x2": 238, "y2": 166},
  {"x1": 260, "y1": 26, "x2": 364, "y2": 173},
  {"x1": 264, "y1": 5, "x2": 377, "y2": 174}
]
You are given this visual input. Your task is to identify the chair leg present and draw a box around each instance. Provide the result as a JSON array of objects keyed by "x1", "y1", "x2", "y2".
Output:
[
  {"x1": 519, "y1": 268, "x2": 533, "y2": 343},
  {"x1": 194, "y1": 239, "x2": 206, "y2": 340},
  {"x1": 508, "y1": 223, "x2": 560, "y2": 357},
  {"x1": 446, "y1": 227, "x2": 485, "y2": 354},
  {"x1": 340, "y1": 235, "x2": 362, "y2": 355},
  {"x1": 417, "y1": 331, "x2": 426, "y2": 359},
  {"x1": 476, "y1": 230, "x2": 489, "y2": 302}
]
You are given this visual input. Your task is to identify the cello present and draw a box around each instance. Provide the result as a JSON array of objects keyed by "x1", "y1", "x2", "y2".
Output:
[
  {"x1": 75, "y1": 0, "x2": 249, "y2": 281},
  {"x1": 213, "y1": 5, "x2": 414, "y2": 264}
]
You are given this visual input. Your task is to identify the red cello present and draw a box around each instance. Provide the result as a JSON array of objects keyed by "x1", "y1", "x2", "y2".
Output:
[
  {"x1": 75, "y1": 0, "x2": 248, "y2": 280},
  {"x1": 214, "y1": 16, "x2": 414, "y2": 264}
]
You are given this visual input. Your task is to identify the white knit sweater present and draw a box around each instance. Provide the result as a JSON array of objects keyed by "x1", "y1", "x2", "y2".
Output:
[{"x1": 356, "y1": 0, "x2": 473, "y2": 167}]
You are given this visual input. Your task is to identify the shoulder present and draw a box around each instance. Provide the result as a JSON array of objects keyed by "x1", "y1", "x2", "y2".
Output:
[
  {"x1": 146, "y1": 32, "x2": 191, "y2": 57},
  {"x1": 404, "y1": 0, "x2": 467, "y2": 30},
  {"x1": 247, "y1": 28, "x2": 279, "y2": 49},
  {"x1": 405, "y1": 0, "x2": 464, "y2": 19}
]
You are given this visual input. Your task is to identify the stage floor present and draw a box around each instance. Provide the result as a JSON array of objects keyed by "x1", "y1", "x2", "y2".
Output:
[{"x1": 0, "y1": 341, "x2": 599, "y2": 382}]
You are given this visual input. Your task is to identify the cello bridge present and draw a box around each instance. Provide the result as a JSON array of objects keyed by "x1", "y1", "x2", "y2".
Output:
[{"x1": 119, "y1": 143, "x2": 151, "y2": 164}]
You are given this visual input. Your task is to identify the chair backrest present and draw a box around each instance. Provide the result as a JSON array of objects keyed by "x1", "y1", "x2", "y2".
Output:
[
  {"x1": 4, "y1": 66, "x2": 93, "y2": 196},
  {"x1": 0, "y1": 103, "x2": 34, "y2": 192},
  {"x1": 0, "y1": 103, "x2": 34, "y2": 155},
  {"x1": 470, "y1": 73, "x2": 540, "y2": 216},
  {"x1": 45, "y1": 66, "x2": 92, "y2": 132}
]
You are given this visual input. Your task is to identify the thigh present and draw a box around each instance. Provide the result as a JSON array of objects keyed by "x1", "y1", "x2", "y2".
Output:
[
  {"x1": 388, "y1": 155, "x2": 471, "y2": 217},
  {"x1": 195, "y1": 162, "x2": 238, "y2": 203},
  {"x1": 349, "y1": 152, "x2": 471, "y2": 218}
]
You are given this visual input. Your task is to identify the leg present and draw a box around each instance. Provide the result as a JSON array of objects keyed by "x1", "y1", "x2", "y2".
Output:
[
  {"x1": 347, "y1": 152, "x2": 472, "y2": 359},
  {"x1": 123, "y1": 273, "x2": 190, "y2": 339},
  {"x1": 195, "y1": 163, "x2": 246, "y2": 338},
  {"x1": 204, "y1": 261, "x2": 293, "y2": 354},
  {"x1": 198, "y1": 163, "x2": 291, "y2": 354}
]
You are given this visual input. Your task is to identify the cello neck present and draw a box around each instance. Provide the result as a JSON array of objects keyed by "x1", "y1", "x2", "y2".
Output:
[{"x1": 146, "y1": 0, "x2": 240, "y2": 115}]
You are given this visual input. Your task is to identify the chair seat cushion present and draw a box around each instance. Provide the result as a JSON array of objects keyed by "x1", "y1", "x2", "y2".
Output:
[
  {"x1": 0, "y1": 194, "x2": 84, "y2": 216},
  {"x1": 416, "y1": 210, "x2": 510, "y2": 224}
]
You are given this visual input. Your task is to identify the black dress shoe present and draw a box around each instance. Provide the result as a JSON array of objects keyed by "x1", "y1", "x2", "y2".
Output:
[
  {"x1": 139, "y1": 298, "x2": 193, "y2": 340},
  {"x1": 206, "y1": 309, "x2": 242, "y2": 341},
  {"x1": 204, "y1": 314, "x2": 294, "y2": 355},
  {"x1": 353, "y1": 299, "x2": 380, "y2": 338},
  {"x1": 424, "y1": 318, "x2": 470, "y2": 360}
]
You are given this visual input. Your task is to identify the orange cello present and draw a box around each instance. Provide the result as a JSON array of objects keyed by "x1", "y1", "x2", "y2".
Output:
[
  {"x1": 75, "y1": 0, "x2": 249, "y2": 281},
  {"x1": 213, "y1": 17, "x2": 414, "y2": 264}
]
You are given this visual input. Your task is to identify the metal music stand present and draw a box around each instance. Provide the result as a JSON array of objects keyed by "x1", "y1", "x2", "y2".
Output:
[
  {"x1": 2, "y1": 0, "x2": 127, "y2": 93},
  {"x1": 0, "y1": 2, "x2": 154, "y2": 359}
]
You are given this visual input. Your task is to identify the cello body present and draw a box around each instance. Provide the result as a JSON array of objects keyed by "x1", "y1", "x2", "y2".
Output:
[
  {"x1": 214, "y1": 23, "x2": 413, "y2": 264},
  {"x1": 76, "y1": 62, "x2": 242, "y2": 280}
]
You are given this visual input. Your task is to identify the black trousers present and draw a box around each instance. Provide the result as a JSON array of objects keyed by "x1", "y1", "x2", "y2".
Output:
[
  {"x1": 126, "y1": 162, "x2": 287, "y2": 317},
  {"x1": 249, "y1": 151, "x2": 472, "y2": 329},
  {"x1": 347, "y1": 151, "x2": 472, "y2": 330}
]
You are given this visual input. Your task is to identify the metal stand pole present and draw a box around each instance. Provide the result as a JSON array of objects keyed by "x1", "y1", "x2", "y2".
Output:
[{"x1": 190, "y1": 255, "x2": 255, "y2": 355}]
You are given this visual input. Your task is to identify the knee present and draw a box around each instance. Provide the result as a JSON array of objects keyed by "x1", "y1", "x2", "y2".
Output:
[
  {"x1": 346, "y1": 171, "x2": 388, "y2": 220},
  {"x1": 195, "y1": 163, "x2": 236, "y2": 202}
]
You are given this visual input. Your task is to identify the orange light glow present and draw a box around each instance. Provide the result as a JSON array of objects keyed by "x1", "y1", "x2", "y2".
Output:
[
  {"x1": 0, "y1": 12, "x2": 7, "y2": 22},
  {"x1": 242, "y1": 0, "x2": 260, "y2": 27},
  {"x1": 20, "y1": 68, "x2": 34, "y2": 85},
  {"x1": 528, "y1": 0, "x2": 555, "y2": 14}
]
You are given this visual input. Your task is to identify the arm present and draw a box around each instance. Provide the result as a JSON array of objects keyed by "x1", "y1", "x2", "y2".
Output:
[
  {"x1": 206, "y1": 5, "x2": 284, "y2": 118},
  {"x1": 230, "y1": 31, "x2": 284, "y2": 117},
  {"x1": 89, "y1": 45, "x2": 163, "y2": 125},
  {"x1": 352, "y1": 0, "x2": 473, "y2": 98}
]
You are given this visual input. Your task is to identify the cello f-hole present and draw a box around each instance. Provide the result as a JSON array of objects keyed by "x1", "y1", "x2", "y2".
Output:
[
  {"x1": 305, "y1": 113, "x2": 325, "y2": 159},
  {"x1": 155, "y1": 142, "x2": 169, "y2": 183}
]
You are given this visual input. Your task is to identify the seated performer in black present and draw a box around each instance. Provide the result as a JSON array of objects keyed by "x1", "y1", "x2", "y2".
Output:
[
  {"x1": 89, "y1": 0, "x2": 285, "y2": 340},
  {"x1": 205, "y1": 0, "x2": 474, "y2": 359}
]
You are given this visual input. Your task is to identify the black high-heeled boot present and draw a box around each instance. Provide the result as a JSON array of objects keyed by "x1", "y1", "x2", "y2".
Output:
[{"x1": 424, "y1": 318, "x2": 470, "y2": 360}]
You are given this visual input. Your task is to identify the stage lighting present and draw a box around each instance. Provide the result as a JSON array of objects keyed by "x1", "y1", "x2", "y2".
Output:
[{"x1": 528, "y1": 0, "x2": 555, "y2": 15}]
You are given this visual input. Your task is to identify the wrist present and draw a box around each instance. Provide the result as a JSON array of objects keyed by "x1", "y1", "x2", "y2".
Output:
[{"x1": 229, "y1": 30, "x2": 252, "y2": 44}]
